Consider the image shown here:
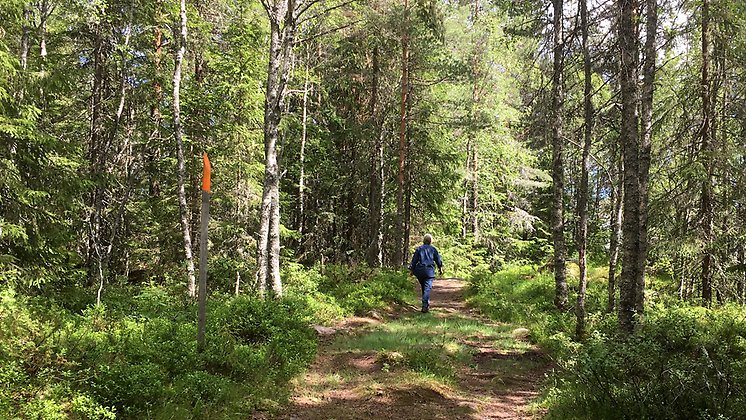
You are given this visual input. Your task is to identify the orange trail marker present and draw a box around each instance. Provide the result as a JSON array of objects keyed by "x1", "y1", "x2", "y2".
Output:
[
  {"x1": 198, "y1": 152, "x2": 210, "y2": 352},
  {"x1": 202, "y1": 152, "x2": 211, "y2": 192}
]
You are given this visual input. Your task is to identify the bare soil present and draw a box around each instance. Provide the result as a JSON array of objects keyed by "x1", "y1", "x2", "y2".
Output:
[{"x1": 271, "y1": 278, "x2": 551, "y2": 420}]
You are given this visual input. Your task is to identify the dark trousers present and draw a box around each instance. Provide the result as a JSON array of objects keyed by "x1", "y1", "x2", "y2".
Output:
[{"x1": 417, "y1": 276, "x2": 434, "y2": 310}]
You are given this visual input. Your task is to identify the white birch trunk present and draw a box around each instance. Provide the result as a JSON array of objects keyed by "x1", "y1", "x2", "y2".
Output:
[{"x1": 172, "y1": 0, "x2": 197, "y2": 297}]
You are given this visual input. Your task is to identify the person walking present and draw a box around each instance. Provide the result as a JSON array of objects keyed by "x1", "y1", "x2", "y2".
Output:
[{"x1": 409, "y1": 234, "x2": 443, "y2": 313}]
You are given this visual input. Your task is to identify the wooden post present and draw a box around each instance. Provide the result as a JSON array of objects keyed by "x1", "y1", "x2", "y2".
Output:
[{"x1": 197, "y1": 153, "x2": 211, "y2": 352}]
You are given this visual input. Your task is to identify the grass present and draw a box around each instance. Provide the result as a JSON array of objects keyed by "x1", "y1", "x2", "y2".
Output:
[
  {"x1": 281, "y1": 281, "x2": 549, "y2": 420},
  {"x1": 333, "y1": 313, "x2": 534, "y2": 379},
  {"x1": 465, "y1": 263, "x2": 617, "y2": 351}
]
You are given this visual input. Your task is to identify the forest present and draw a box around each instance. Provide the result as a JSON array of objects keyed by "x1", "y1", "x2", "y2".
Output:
[{"x1": 2, "y1": 0, "x2": 746, "y2": 418}]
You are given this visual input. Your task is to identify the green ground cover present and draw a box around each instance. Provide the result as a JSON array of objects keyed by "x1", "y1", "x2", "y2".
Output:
[
  {"x1": 0, "y1": 265, "x2": 412, "y2": 419},
  {"x1": 466, "y1": 264, "x2": 746, "y2": 419}
]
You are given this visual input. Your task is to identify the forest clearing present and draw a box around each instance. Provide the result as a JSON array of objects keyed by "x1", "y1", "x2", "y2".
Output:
[{"x1": 3, "y1": 0, "x2": 746, "y2": 418}]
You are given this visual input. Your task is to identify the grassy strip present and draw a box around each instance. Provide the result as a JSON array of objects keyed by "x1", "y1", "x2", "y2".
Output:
[{"x1": 285, "y1": 299, "x2": 544, "y2": 419}]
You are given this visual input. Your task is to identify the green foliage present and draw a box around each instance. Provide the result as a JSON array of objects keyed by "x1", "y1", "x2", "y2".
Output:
[
  {"x1": 212, "y1": 295, "x2": 317, "y2": 382},
  {"x1": 313, "y1": 265, "x2": 415, "y2": 316},
  {"x1": 0, "y1": 286, "x2": 318, "y2": 419},
  {"x1": 70, "y1": 394, "x2": 117, "y2": 420},
  {"x1": 283, "y1": 263, "x2": 416, "y2": 321},
  {"x1": 435, "y1": 237, "x2": 489, "y2": 278},
  {"x1": 0, "y1": 260, "x2": 415, "y2": 418},
  {"x1": 466, "y1": 264, "x2": 608, "y2": 354},
  {"x1": 470, "y1": 264, "x2": 746, "y2": 419},
  {"x1": 282, "y1": 262, "x2": 346, "y2": 323},
  {"x1": 546, "y1": 306, "x2": 746, "y2": 419}
]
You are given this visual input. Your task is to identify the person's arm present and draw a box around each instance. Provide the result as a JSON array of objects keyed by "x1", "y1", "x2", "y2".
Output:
[
  {"x1": 435, "y1": 248, "x2": 443, "y2": 275},
  {"x1": 409, "y1": 247, "x2": 420, "y2": 272}
]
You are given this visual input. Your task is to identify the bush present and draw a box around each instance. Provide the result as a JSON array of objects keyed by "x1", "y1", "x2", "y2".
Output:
[
  {"x1": 290, "y1": 264, "x2": 414, "y2": 316},
  {"x1": 282, "y1": 263, "x2": 346, "y2": 324},
  {"x1": 212, "y1": 295, "x2": 317, "y2": 382},
  {"x1": 0, "y1": 285, "x2": 319, "y2": 419},
  {"x1": 2, "y1": 262, "x2": 415, "y2": 418},
  {"x1": 546, "y1": 306, "x2": 746, "y2": 419},
  {"x1": 468, "y1": 263, "x2": 746, "y2": 419},
  {"x1": 91, "y1": 363, "x2": 167, "y2": 417}
]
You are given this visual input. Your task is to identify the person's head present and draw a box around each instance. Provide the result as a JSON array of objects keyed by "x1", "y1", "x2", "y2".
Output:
[{"x1": 423, "y1": 234, "x2": 433, "y2": 245}]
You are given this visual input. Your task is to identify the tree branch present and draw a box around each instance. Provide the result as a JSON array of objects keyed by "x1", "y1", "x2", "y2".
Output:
[
  {"x1": 298, "y1": 0, "x2": 359, "y2": 25},
  {"x1": 563, "y1": 135, "x2": 614, "y2": 195},
  {"x1": 294, "y1": 20, "x2": 361, "y2": 45}
]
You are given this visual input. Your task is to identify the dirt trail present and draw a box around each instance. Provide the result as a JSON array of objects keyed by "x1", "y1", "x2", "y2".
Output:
[{"x1": 274, "y1": 278, "x2": 551, "y2": 419}]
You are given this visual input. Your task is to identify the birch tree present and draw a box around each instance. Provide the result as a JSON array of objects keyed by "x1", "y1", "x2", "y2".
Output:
[
  {"x1": 255, "y1": 0, "x2": 343, "y2": 296},
  {"x1": 172, "y1": 0, "x2": 197, "y2": 297}
]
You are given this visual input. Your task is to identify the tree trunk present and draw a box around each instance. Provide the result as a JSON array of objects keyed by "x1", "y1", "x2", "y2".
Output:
[
  {"x1": 551, "y1": 0, "x2": 568, "y2": 310},
  {"x1": 256, "y1": 0, "x2": 299, "y2": 297},
  {"x1": 38, "y1": 0, "x2": 49, "y2": 61},
  {"x1": 608, "y1": 149, "x2": 623, "y2": 312},
  {"x1": 468, "y1": 0, "x2": 481, "y2": 240},
  {"x1": 618, "y1": 0, "x2": 641, "y2": 335},
  {"x1": 20, "y1": 6, "x2": 31, "y2": 71},
  {"x1": 269, "y1": 182, "x2": 282, "y2": 296},
  {"x1": 256, "y1": 16, "x2": 282, "y2": 298},
  {"x1": 172, "y1": 0, "x2": 197, "y2": 298},
  {"x1": 148, "y1": 2, "x2": 164, "y2": 197},
  {"x1": 298, "y1": 54, "x2": 309, "y2": 237},
  {"x1": 637, "y1": 0, "x2": 657, "y2": 315},
  {"x1": 576, "y1": 0, "x2": 593, "y2": 339},
  {"x1": 403, "y1": 136, "x2": 412, "y2": 264},
  {"x1": 700, "y1": 0, "x2": 713, "y2": 307},
  {"x1": 111, "y1": 12, "x2": 132, "y2": 147},
  {"x1": 740, "y1": 246, "x2": 746, "y2": 304},
  {"x1": 396, "y1": 0, "x2": 410, "y2": 267},
  {"x1": 366, "y1": 46, "x2": 384, "y2": 268},
  {"x1": 16, "y1": 5, "x2": 31, "y2": 108},
  {"x1": 89, "y1": 20, "x2": 107, "y2": 294},
  {"x1": 471, "y1": 145, "x2": 480, "y2": 239},
  {"x1": 462, "y1": 139, "x2": 471, "y2": 239}
]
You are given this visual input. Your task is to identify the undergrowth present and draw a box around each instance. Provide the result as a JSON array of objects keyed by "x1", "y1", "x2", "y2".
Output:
[
  {"x1": 466, "y1": 264, "x2": 746, "y2": 419},
  {"x1": 0, "y1": 264, "x2": 411, "y2": 419}
]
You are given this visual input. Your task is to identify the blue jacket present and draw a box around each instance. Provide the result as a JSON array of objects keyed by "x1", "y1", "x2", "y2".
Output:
[{"x1": 409, "y1": 244, "x2": 443, "y2": 279}]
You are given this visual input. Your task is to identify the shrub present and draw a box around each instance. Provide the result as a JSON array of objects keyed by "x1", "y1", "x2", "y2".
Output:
[
  {"x1": 211, "y1": 295, "x2": 317, "y2": 382},
  {"x1": 2, "y1": 262, "x2": 415, "y2": 418},
  {"x1": 301, "y1": 264, "x2": 414, "y2": 316},
  {"x1": 468, "y1": 263, "x2": 746, "y2": 419},
  {"x1": 70, "y1": 394, "x2": 117, "y2": 420},
  {"x1": 545, "y1": 306, "x2": 746, "y2": 419},
  {"x1": 90, "y1": 363, "x2": 167, "y2": 417},
  {"x1": 282, "y1": 263, "x2": 346, "y2": 324},
  {"x1": 0, "y1": 285, "x2": 320, "y2": 419}
]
